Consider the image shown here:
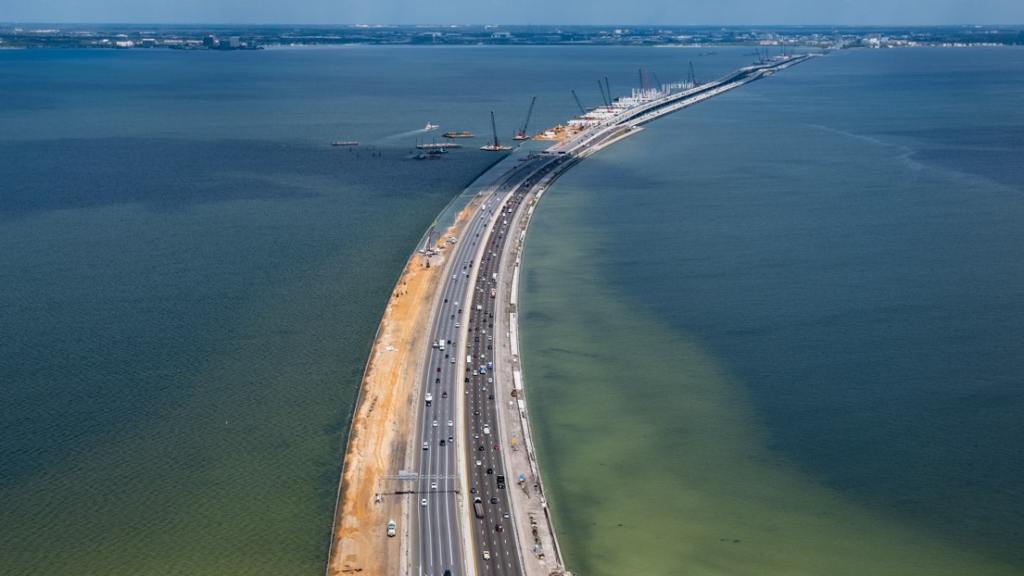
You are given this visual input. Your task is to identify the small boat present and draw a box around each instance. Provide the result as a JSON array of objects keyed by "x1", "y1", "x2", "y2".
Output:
[
  {"x1": 331, "y1": 140, "x2": 359, "y2": 147},
  {"x1": 424, "y1": 122, "x2": 440, "y2": 131},
  {"x1": 480, "y1": 144, "x2": 513, "y2": 152},
  {"x1": 443, "y1": 131, "x2": 475, "y2": 139}
]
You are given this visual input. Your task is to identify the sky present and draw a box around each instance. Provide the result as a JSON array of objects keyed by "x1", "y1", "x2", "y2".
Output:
[{"x1": 3, "y1": 0, "x2": 1023, "y2": 25}]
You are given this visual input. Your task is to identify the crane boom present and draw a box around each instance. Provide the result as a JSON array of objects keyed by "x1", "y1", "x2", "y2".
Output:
[
  {"x1": 490, "y1": 110, "x2": 498, "y2": 148},
  {"x1": 521, "y1": 96, "x2": 536, "y2": 132},
  {"x1": 570, "y1": 89, "x2": 585, "y2": 115},
  {"x1": 514, "y1": 96, "x2": 537, "y2": 140}
]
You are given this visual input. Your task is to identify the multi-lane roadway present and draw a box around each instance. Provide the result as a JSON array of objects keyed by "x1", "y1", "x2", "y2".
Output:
[
  {"x1": 413, "y1": 155, "x2": 558, "y2": 576},
  {"x1": 408, "y1": 54, "x2": 812, "y2": 576}
]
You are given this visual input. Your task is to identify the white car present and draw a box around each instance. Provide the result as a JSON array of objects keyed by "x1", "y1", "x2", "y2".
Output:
[
  {"x1": 482, "y1": 550, "x2": 491, "y2": 560},
  {"x1": 447, "y1": 420, "x2": 453, "y2": 427},
  {"x1": 421, "y1": 498, "x2": 428, "y2": 507},
  {"x1": 432, "y1": 420, "x2": 438, "y2": 427},
  {"x1": 483, "y1": 425, "x2": 490, "y2": 435},
  {"x1": 431, "y1": 481, "x2": 437, "y2": 490}
]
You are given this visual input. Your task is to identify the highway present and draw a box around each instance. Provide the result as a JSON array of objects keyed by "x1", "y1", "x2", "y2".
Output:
[
  {"x1": 407, "y1": 54, "x2": 812, "y2": 576},
  {"x1": 413, "y1": 155, "x2": 558, "y2": 576}
]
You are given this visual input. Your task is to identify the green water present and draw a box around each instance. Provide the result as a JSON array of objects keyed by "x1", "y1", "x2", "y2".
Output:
[
  {"x1": 520, "y1": 48, "x2": 1024, "y2": 575},
  {"x1": 521, "y1": 196, "x2": 1017, "y2": 575},
  {"x1": 0, "y1": 46, "x2": 755, "y2": 575}
]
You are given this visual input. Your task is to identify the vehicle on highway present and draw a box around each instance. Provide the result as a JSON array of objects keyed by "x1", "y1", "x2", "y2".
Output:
[
  {"x1": 425, "y1": 393, "x2": 432, "y2": 406},
  {"x1": 483, "y1": 424, "x2": 490, "y2": 435},
  {"x1": 421, "y1": 498, "x2": 427, "y2": 507},
  {"x1": 422, "y1": 442, "x2": 428, "y2": 450},
  {"x1": 432, "y1": 420, "x2": 438, "y2": 427},
  {"x1": 387, "y1": 519, "x2": 397, "y2": 537},
  {"x1": 431, "y1": 481, "x2": 437, "y2": 490},
  {"x1": 482, "y1": 550, "x2": 491, "y2": 560},
  {"x1": 495, "y1": 524, "x2": 503, "y2": 533},
  {"x1": 473, "y1": 497, "x2": 485, "y2": 518},
  {"x1": 448, "y1": 420, "x2": 453, "y2": 427}
]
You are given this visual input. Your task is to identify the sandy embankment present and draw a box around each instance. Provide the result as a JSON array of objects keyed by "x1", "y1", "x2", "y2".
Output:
[{"x1": 327, "y1": 201, "x2": 476, "y2": 576}]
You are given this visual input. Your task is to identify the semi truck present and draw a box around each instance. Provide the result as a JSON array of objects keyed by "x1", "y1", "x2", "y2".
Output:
[{"x1": 473, "y1": 497, "x2": 485, "y2": 519}]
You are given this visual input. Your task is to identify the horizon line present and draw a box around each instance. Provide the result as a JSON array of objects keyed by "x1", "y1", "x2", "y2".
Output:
[{"x1": 4, "y1": 21, "x2": 1023, "y2": 28}]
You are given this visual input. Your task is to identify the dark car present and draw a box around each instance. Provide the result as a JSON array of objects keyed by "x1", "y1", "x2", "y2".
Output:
[
  {"x1": 490, "y1": 496, "x2": 498, "y2": 504},
  {"x1": 495, "y1": 524, "x2": 503, "y2": 533}
]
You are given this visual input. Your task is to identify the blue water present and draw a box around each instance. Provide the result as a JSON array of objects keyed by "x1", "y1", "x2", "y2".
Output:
[{"x1": 521, "y1": 47, "x2": 1024, "y2": 574}]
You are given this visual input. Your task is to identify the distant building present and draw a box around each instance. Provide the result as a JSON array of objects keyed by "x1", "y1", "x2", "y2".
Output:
[
  {"x1": 227, "y1": 36, "x2": 241, "y2": 48},
  {"x1": 203, "y1": 35, "x2": 218, "y2": 48}
]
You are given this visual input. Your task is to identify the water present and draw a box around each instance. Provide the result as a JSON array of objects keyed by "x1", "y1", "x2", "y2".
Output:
[
  {"x1": 0, "y1": 46, "x2": 755, "y2": 575},
  {"x1": 521, "y1": 48, "x2": 1024, "y2": 574}
]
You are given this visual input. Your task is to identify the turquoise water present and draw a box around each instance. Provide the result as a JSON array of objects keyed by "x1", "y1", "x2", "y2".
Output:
[
  {"x1": 521, "y1": 48, "x2": 1024, "y2": 574},
  {"x1": 0, "y1": 46, "x2": 754, "y2": 575}
]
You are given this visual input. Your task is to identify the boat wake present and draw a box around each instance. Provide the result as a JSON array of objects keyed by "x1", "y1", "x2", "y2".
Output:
[{"x1": 378, "y1": 123, "x2": 440, "y2": 143}]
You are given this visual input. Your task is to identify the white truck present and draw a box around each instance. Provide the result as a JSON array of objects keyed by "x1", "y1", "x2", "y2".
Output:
[
  {"x1": 425, "y1": 392, "x2": 433, "y2": 406},
  {"x1": 438, "y1": 339, "x2": 445, "y2": 351}
]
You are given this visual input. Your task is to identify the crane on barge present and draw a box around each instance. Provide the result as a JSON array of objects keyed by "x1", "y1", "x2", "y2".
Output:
[
  {"x1": 481, "y1": 111, "x2": 513, "y2": 151},
  {"x1": 513, "y1": 96, "x2": 536, "y2": 141}
]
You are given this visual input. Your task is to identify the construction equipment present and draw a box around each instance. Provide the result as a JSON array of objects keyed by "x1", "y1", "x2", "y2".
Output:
[
  {"x1": 597, "y1": 80, "x2": 609, "y2": 107},
  {"x1": 481, "y1": 111, "x2": 512, "y2": 151},
  {"x1": 570, "y1": 89, "x2": 585, "y2": 115},
  {"x1": 513, "y1": 96, "x2": 536, "y2": 140}
]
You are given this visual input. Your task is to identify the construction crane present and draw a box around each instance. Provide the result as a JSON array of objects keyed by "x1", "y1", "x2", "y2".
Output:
[
  {"x1": 570, "y1": 89, "x2": 586, "y2": 115},
  {"x1": 688, "y1": 61, "x2": 697, "y2": 86},
  {"x1": 513, "y1": 96, "x2": 536, "y2": 140},
  {"x1": 481, "y1": 110, "x2": 512, "y2": 151},
  {"x1": 597, "y1": 80, "x2": 609, "y2": 107},
  {"x1": 604, "y1": 76, "x2": 612, "y2": 104}
]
